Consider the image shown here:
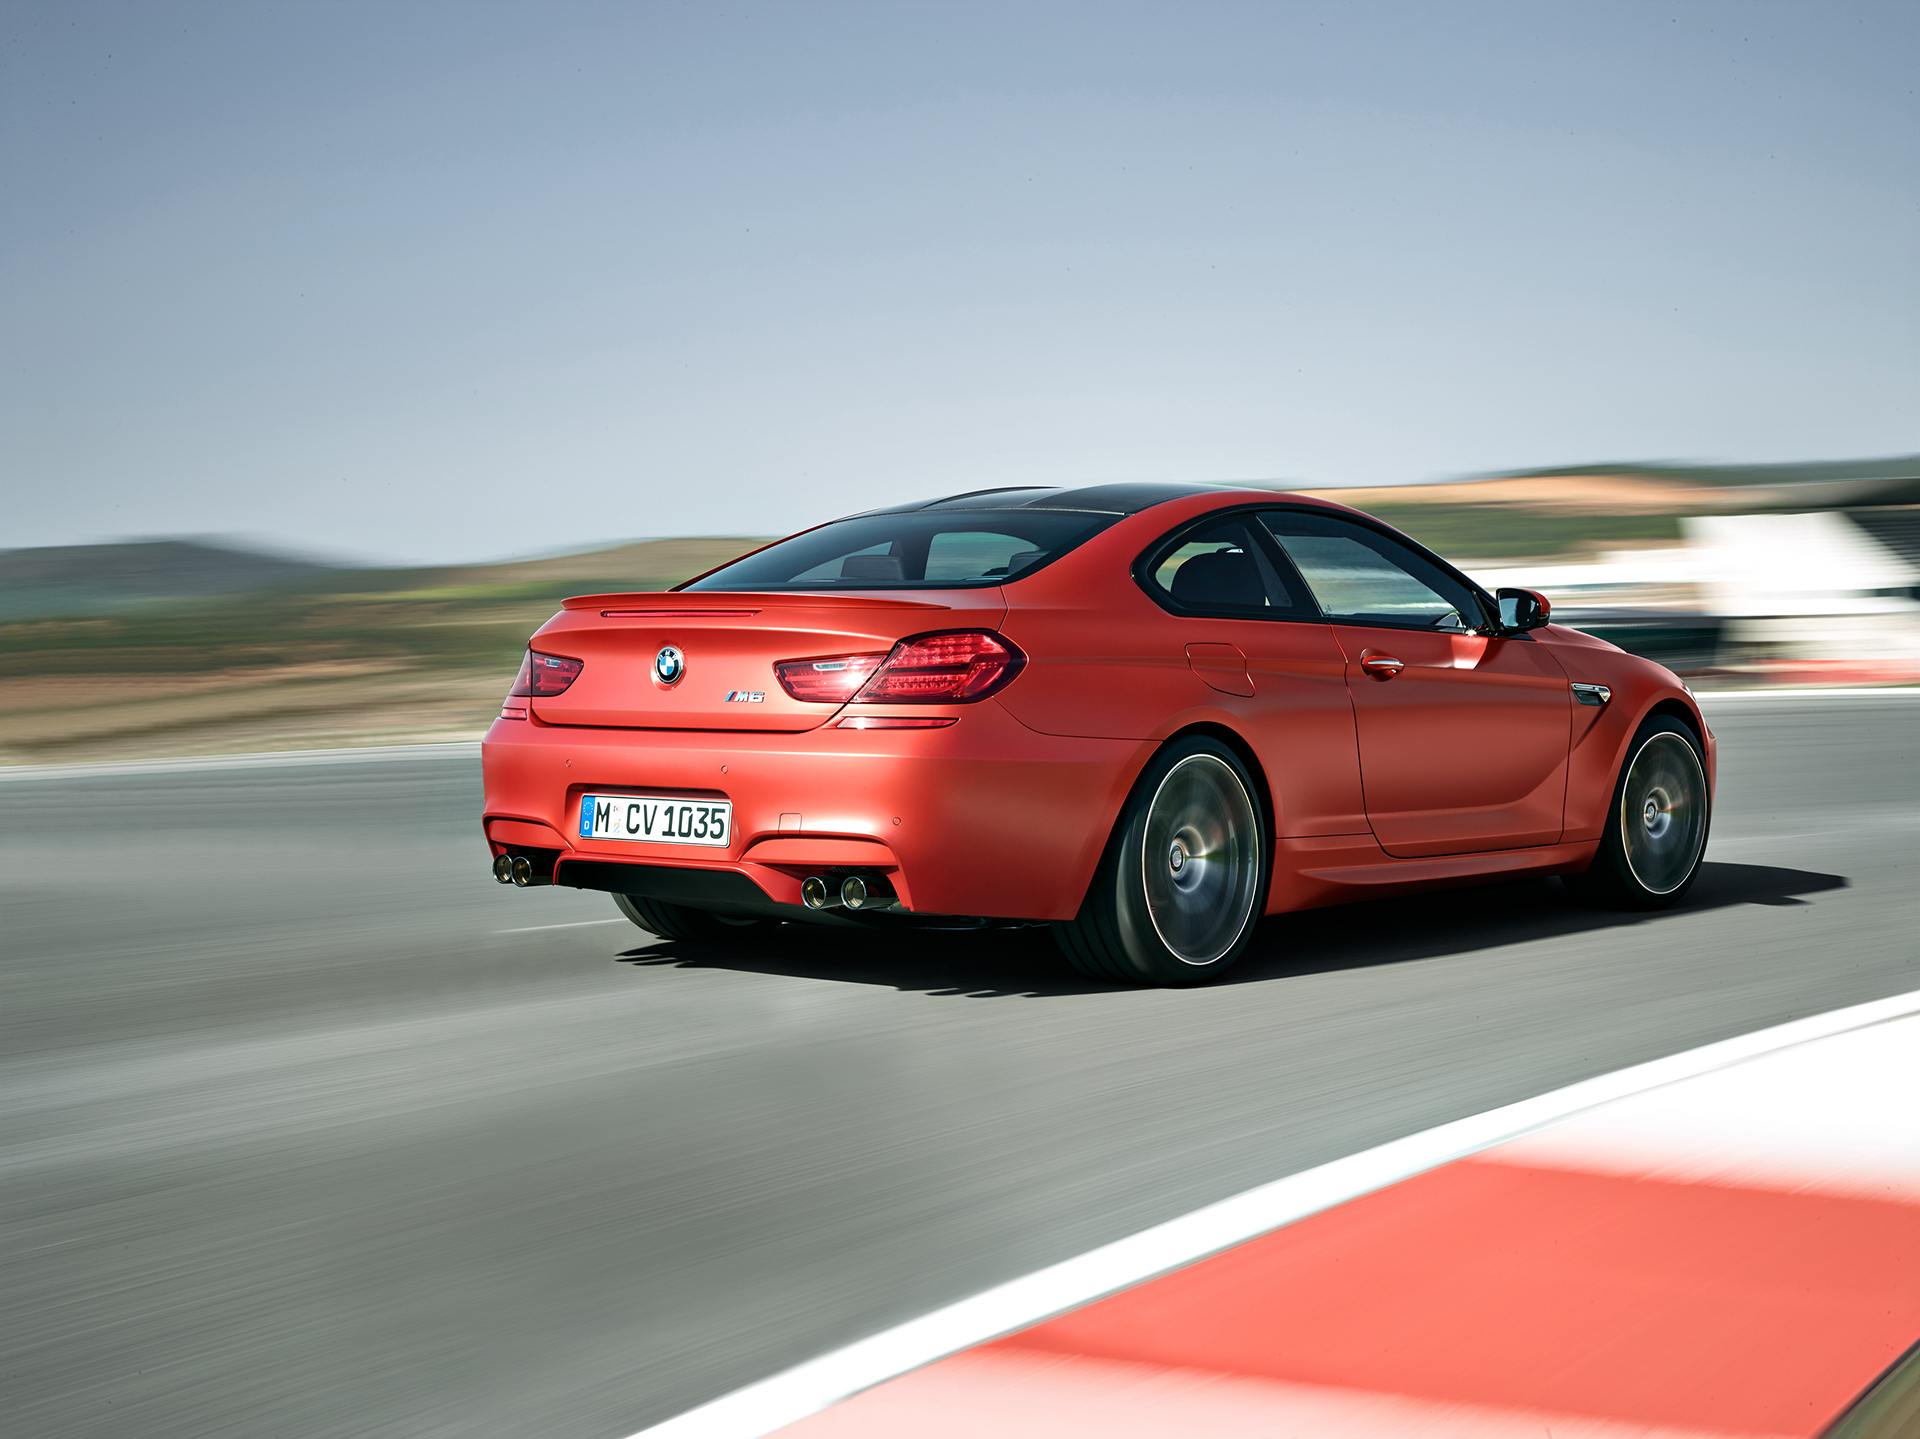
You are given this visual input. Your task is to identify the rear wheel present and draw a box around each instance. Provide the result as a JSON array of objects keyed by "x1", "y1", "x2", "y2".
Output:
[
  {"x1": 614, "y1": 893, "x2": 779, "y2": 942},
  {"x1": 1563, "y1": 716, "x2": 1710, "y2": 910},
  {"x1": 1054, "y1": 736, "x2": 1268, "y2": 985}
]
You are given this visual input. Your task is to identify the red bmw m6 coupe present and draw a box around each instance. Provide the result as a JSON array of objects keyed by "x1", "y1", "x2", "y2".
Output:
[{"x1": 481, "y1": 483, "x2": 1713, "y2": 984}]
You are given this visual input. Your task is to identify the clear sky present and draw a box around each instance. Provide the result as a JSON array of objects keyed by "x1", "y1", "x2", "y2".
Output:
[{"x1": 4, "y1": 1, "x2": 1915, "y2": 566}]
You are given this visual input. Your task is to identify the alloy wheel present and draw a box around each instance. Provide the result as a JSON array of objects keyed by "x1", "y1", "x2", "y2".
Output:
[
  {"x1": 1139, "y1": 753, "x2": 1262, "y2": 964},
  {"x1": 1619, "y1": 732, "x2": 1709, "y2": 896}
]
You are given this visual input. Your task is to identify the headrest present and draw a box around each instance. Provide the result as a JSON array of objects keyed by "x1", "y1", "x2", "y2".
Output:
[
  {"x1": 841, "y1": 554, "x2": 906, "y2": 581},
  {"x1": 1170, "y1": 549, "x2": 1264, "y2": 607}
]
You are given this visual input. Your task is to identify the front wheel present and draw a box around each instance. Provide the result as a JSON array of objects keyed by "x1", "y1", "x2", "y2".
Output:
[
  {"x1": 614, "y1": 893, "x2": 779, "y2": 943},
  {"x1": 1054, "y1": 736, "x2": 1268, "y2": 985},
  {"x1": 1563, "y1": 716, "x2": 1711, "y2": 911}
]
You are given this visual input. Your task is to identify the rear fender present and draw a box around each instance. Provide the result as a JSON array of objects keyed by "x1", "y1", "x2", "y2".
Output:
[{"x1": 1052, "y1": 717, "x2": 1277, "y2": 922}]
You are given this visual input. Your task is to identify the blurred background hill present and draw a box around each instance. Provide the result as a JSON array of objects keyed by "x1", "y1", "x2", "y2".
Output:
[
  {"x1": 4, "y1": 454, "x2": 1916, "y2": 765},
  {"x1": 0, "y1": 540, "x2": 338, "y2": 620},
  {"x1": 0, "y1": 536, "x2": 763, "y2": 764}
]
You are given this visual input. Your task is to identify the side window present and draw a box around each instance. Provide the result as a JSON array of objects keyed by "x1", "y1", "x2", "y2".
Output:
[
  {"x1": 1142, "y1": 517, "x2": 1305, "y2": 616},
  {"x1": 1257, "y1": 511, "x2": 1481, "y2": 629}
]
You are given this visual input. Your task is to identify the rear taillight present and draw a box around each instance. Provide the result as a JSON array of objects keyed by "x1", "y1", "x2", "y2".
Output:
[
  {"x1": 773, "y1": 653, "x2": 887, "y2": 703},
  {"x1": 858, "y1": 631, "x2": 1026, "y2": 703},
  {"x1": 774, "y1": 632, "x2": 1025, "y2": 705},
  {"x1": 509, "y1": 650, "x2": 584, "y2": 697}
]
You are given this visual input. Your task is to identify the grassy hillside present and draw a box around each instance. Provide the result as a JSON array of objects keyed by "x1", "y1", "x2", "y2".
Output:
[
  {"x1": 0, "y1": 537, "x2": 765, "y2": 764},
  {"x1": 1354, "y1": 503, "x2": 1682, "y2": 560}
]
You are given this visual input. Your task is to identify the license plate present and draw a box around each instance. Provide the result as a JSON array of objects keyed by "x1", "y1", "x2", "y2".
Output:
[{"x1": 578, "y1": 794, "x2": 732, "y2": 847}]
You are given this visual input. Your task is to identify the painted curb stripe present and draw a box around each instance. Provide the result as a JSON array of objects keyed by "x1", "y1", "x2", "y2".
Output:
[
  {"x1": 972, "y1": 1156, "x2": 1920, "y2": 1435},
  {"x1": 630, "y1": 987, "x2": 1920, "y2": 1439}
]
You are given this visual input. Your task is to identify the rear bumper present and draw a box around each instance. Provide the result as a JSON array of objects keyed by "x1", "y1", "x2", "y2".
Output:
[{"x1": 480, "y1": 704, "x2": 1153, "y2": 921}]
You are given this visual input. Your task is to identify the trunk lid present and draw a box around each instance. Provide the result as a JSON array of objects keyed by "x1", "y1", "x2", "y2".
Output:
[{"x1": 527, "y1": 590, "x2": 1006, "y2": 731}]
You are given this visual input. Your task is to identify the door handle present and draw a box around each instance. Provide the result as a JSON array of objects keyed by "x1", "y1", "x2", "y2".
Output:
[{"x1": 1359, "y1": 653, "x2": 1405, "y2": 680}]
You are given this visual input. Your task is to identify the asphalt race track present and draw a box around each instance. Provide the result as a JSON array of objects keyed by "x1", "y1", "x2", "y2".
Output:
[{"x1": 4, "y1": 694, "x2": 1916, "y2": 1439}]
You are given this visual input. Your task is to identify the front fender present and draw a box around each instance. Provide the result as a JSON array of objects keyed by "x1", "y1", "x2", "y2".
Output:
[{"x1": 1550, "y1": 633, "x2": 1713, "y2": 841}]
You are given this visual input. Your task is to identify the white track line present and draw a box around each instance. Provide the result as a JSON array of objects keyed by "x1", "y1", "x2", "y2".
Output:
[
  {"x1": 630, "y1": 987, "x2": 1920, "y2": 1439},
  {"x1": 1696, "y1": 687, "x2": 1920, "y2": 701},
  {"x1": 494, "y1": 918, "x2": 632, "y2": 934},
  {"x1": 0, "y1": 741, "x2": 481, "y2": 783}
]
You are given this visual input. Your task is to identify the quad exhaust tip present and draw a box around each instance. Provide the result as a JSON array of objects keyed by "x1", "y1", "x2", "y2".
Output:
[
  {"x1": 801, "y1": 873, "x2": 897, "y2": 912},
  {"x1": 493, "y1": 853, "x2": 540, "y2": 887}
]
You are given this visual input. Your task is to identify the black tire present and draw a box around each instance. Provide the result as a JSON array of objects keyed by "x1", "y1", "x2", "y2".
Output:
[
  {"x1": 1563, "y1": 715, "x2": 1711, "y2": 911},
  {"x1": 1053, "y1": 735, "x2": 1269, "y2": 985},
  {"x1": 613, "y1": 893, "x2": 779, "y2": 942}
]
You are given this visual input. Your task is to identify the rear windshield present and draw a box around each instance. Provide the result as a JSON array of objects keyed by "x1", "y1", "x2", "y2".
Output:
[{"x1": 681, "y1": 509, "x2": 1119, "y2": 590}]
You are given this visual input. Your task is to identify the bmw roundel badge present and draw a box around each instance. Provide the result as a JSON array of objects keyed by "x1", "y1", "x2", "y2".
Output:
[{"x1": 653, "y1": 646, "x2": 685, "y2": 684}]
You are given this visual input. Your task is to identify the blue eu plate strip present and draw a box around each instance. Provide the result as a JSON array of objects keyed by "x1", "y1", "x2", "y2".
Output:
[{"x1": 579, "y1": 795, "x2": 594, "y2": 837}]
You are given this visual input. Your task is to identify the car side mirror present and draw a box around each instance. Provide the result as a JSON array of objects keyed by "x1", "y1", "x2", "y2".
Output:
[{"x1": 1495, "y1": 587, "x2": 1552, "y2": 634}]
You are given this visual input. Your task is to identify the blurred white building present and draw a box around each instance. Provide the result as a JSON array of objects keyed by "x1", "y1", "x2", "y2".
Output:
[
  {"x1": 1472, "y1": 511, "x2": 1920, "y2": 683},
  {"x1": 1682, "y1": 513, "x2": 1920, "y2": 670}
]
